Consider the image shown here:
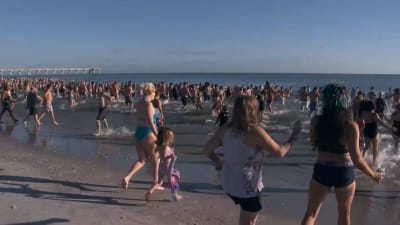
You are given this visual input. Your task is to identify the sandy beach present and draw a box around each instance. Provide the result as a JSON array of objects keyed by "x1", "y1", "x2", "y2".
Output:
[{"x1": 0, "y1": 96, "x2": 399, "y2": 225}]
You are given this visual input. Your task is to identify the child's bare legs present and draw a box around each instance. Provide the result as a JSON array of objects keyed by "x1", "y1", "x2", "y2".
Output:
[{"x1": 170, "y1": 176, "x2": 182, "y2": 201}]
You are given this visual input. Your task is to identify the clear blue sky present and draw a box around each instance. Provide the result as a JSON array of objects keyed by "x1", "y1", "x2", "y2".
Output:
[{"x1": 1, "y1": 0, "x2": 399, "y2": 73}]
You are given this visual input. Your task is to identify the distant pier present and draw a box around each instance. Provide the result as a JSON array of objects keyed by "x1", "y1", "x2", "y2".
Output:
[{"x1": 0, "y1": 67, "x2": 101, "y2": 76}]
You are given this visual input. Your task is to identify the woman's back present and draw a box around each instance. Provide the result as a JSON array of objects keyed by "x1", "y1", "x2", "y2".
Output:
[
  {"x1": 222, "y1": 128, "x2": 264, "y2": 198},
  {"x1": 136, "y1": 100, "x2": 155, "y2": 127}
]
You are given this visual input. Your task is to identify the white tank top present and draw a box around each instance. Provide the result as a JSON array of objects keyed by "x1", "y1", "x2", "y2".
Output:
[{"x1": 222, "y1": 129, "x2": 264, "y2": 198}]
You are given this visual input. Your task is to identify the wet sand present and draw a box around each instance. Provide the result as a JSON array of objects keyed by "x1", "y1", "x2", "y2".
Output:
[{"x1": 0, "y1": 96, "x2": 399, "y2": 224}]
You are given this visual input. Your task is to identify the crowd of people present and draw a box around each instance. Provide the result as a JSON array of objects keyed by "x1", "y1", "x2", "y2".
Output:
[{"x1": 0, "y1": 77, "x2": 399, "y2": 225}]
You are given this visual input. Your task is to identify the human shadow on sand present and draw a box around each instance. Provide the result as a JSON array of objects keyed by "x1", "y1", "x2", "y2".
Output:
[
  {"x1": 5, "y1": 218, "x2": 69, "y2": 225},
  {"x1": 355, "y1": 190, "x2": 400, "y2": 199},
  {"x1": 0, "y1": 175, "x2": 153, "y2": 207},
  {"x1": 131, "y1": 180, "x2": 310, "y2": 196},
  {"x1": 0, "y1": 175, "x2": 114, "y2": 192}
]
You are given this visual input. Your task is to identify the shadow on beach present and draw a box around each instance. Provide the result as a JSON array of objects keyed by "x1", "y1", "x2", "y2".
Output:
[
  {"x1": 0, "y1": 175, "x2": 156, "y2": 207},
  {"x1": 4, "y1": 218, "x2": 70, "y2": 225}
]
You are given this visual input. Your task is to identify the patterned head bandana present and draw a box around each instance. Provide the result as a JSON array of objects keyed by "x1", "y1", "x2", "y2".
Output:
[{"x1": 322, "y1": 84, "x2": 351, "y2": 111}]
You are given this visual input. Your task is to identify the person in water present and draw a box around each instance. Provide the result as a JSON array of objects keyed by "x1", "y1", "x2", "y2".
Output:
[
  {"x1": 39, "y1": 83, "x2": 59, "y2": 126},
  {"x1": 301, "y1": 84, "x2": 384, "y2": 225},
  {"x1": 122, "y1": 83, "x2": 160, "y2": 192},
  {"x1": 0, "y1": 85, "x2": 18, "y2": 123},
  {"x1": 359, "y1": 100, "x2": 392, "y2": 164},
  {"x1": 23, "y1": 86, "x2": 42, "y2": 128},
  {"x1": 204, "y1": 95, "x2": 301, "y2": 225},
  {"x1": 94, "y1": 87, "x2": 112, "y2": 136},
  {"x1": 390, "y1": 103, "x2": 400, "y2": 152}
]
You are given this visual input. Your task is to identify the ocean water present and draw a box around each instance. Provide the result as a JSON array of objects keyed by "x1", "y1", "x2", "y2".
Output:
[{"x1": 10, "y1": 73, "x2": 400, "y2": 91}]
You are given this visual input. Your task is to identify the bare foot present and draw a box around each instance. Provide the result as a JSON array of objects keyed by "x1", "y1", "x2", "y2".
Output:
[
  {"x1": 155, "y1": 186, "x2": 165, "y2": 191},
  {"x1": 171, "y1": 194, "x2": 183, "y2": 201},
  {"x1": 53, "y1": 121, "x2": 59, "y2": 126},
  {"x1": 121, "y1": 178, "x2": 129, "y2": 190}
]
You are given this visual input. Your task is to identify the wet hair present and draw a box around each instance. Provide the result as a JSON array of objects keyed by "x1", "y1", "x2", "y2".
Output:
[
  {"x1": 315, "y1": 84, "x2": 353, "y2": 145},
  {"x1": 156, "y1": 127, "x2": 174, "y2": 146},
  {"x1": 228, "y1": 95, "x2": 259, "y2": 130}
]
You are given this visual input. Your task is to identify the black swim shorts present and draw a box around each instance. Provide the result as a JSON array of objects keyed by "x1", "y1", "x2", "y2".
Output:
[{"x1": 228, "y1": 194, "x2": 262, "y2": 212}]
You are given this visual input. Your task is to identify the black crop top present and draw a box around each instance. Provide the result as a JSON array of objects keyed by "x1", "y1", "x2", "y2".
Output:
[{"x1": 317, "y1": 141, "x2": 348, "y2": 154}]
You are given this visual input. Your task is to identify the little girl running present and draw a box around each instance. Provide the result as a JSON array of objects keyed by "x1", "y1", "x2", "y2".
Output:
[{"x1": 146, "y1": 127, "x2": 183, "y2": 201}]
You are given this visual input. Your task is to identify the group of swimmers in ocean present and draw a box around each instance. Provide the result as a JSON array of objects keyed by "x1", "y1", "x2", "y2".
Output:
[{"x1": 0, "y1": 77, "x2": 399, "y2": 224}]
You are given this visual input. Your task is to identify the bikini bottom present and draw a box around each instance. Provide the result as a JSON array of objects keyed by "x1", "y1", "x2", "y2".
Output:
[
  {"x1": 312, "y1": 161, "x2": 355, "y2": 188},
  {"x1": 135, "y1": 126, "x2": 153, "y2": 141}
]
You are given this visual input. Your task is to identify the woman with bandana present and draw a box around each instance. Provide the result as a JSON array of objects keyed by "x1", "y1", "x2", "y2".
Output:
[{"x1": 301, "y1": 84, "x2": 384, "y2": 225}]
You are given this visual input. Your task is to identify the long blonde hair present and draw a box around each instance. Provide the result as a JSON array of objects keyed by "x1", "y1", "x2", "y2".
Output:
[
  {"x1": 228, "y1": 95, "x2": 259, "y2": 130},
  {"x1": 142, "y1": 82, "x2": 155, "y2": 96}
]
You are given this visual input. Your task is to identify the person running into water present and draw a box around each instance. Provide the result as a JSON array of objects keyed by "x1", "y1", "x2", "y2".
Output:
[
  {"x1": 390, "y1": 103, "x2": 400, "y2": 153},
  {"x1": 309, "y1": 86, "x2": 320, "y2": 118},
  {"x1": 152, "y1": 91, "x2": 164, "y2": 128},
  {"x1": 23, "y1": 87, "x2": 42, "y2": 128},
  {"x1": 375, "y1": 92, "x2": 387, "y2": 119},
  {"x1": 146, "y1": 127, "x2": 183, "y2": 201},
  {"x1": 39, "y1": 84, "x2": 59, "y2": 126},
  {"x1": 215, "y1": 105, "x2": 229, "y2": 127},
  {"x1": 359, "y1": 100, "x2": 392, "y2": 165},
  {"x1": 121, "y1": 83, "x2": 159, "y2": 191},
  {"x1": 256, "y1": 94, "x2": 266, "y2": 122},
  {"x1": 204, "y1": 95, "x2": 301, "y2": 225},
  {"x1": 95, "y1": 87, "x2": 112, "y2": 136},
  {"x1": 0, "y1": 85, "x2": 18, "y2": 123},
  {"x1": 301, "y1": 84, "x2": 384, "y2": 225}
]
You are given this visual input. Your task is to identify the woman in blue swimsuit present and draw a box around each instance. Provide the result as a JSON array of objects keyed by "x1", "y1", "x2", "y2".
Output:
[
  {"x1": 122, "y1": 83, "x2": 160, "y2": 192},
  {"x1": 301, "y1": 84, "x2": 384, "y2": 225}
]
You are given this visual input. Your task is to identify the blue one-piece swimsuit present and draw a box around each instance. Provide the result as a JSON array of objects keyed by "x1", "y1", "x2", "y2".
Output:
[{"x1": 135, "y1": 111, "x2": 159, "y2": 141}]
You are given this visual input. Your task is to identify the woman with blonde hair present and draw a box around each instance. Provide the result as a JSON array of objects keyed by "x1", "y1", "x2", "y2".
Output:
[
  {"x1": 301, "y1": 84, "x2": 384, "y2": 225},
  {"x1": 122, "y1": 83, "x2": 160, "y2": 194},
  {"x1": 204, "y1": 95, "x2": 301, "y2": 225}
]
